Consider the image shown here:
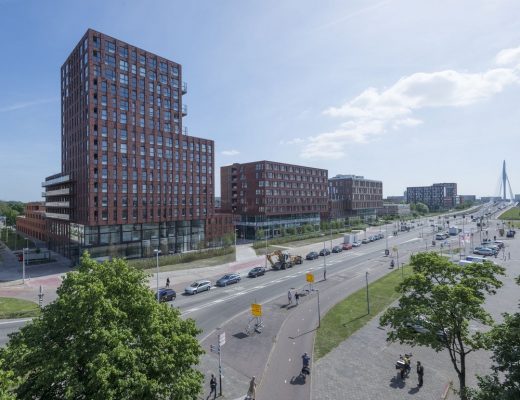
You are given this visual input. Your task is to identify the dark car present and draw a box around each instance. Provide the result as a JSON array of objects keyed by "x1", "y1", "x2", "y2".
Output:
[
  {"x1": 158, "y1": 288, "x2": 176, "y2": 302},
  {"x1": 248, "y1": 266, "x2": 266, "y2": 278},
  {"x1": 319, "y1": 248, "x2": 331, "y2": 256},
  {"x1": 216, "y1": 273, "x2": 241, "y2": 287},
  {"x1": 306, "y1": 251, "x2": 319, "y2": 260},
  {"x1": 332, "y1": 245, "x2": 343, "y2": 253}
]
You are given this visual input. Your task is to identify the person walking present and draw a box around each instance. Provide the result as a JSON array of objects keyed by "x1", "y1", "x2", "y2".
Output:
[
  {"x1": 207, "y1": 374, "x2": 217, "y2": 400},
  {"x1": 166, "y1": 277, "x2": 170, "y2": 288},
  {"x1": 417, "y1": 361, "x2": 424, "y2": 387},
  {"x1": 295, "y1": 291, "x2": 300, "y2": 305},
  {"x1": 288, "y1": 290, "x2": 292, "y2": 306},
  {"x1": 246, "y1": 376, "x2": 256, "y2": 400}
]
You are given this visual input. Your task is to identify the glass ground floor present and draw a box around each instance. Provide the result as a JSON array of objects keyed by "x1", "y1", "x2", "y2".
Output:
[
  {"x1": 47, "y1": 219, "x2": 205, "y2": 264},
  {"x1": 236, "y1": 213, "x2": 321, "y2": 240}
]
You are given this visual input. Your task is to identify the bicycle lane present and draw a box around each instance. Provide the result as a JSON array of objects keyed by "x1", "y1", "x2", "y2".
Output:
[{"x1": 256, "y1": 253, "x2": 410, "y2": 400}]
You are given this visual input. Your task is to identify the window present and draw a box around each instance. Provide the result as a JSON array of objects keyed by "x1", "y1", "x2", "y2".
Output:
[
  {"x1": 105, "y1": 55, "x2": 115, "y2": 66},
  {"x1": 119, "y1": 73, "x2": 128, "y2": 85},
  {"x1": 119, "y1": 100, "x2": 128, "y2": 111},
  {"x1": 104, "y1": 67, "x2": 115, "y2": 81},
  {"x1": 148, "y1": 71, "x2": 156, "y2": 81},
  {"x1": 105, "y1": 41, "x2": 116, "y2": 53},
  {"x1": 160, "y1": 74, "x2": 167, "y2": 84},
  {"x1": 139, "y1": 66, "x2": 146, "y2": 77},
  {"x1": 120, "y1": 144, "x2": 127, "y2": 153},
  {"x1": 120, "y1": 113, "x2": 127, "y2": 124},
  {"x1": 119, "y1": 60, "x2": 128, "y2": 72},
  {"x1": 119, "y1": 46, "x2": 128, "y2": 58},
  {"x1": 131, "y1": 64, "x2": 136, "y2": 74},
  {"x1": 120, "y1": 87, "x2": 129, "y2": 98}
]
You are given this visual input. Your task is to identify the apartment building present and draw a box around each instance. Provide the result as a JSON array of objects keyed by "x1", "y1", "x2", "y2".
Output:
[{"x1": 405, "y1": 183, "x2": 458, "y2": 210}]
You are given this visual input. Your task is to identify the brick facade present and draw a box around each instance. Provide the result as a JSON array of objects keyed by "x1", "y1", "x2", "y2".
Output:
[{"x1": 16, "y1": 202, "x2": 47, "y2": 242}]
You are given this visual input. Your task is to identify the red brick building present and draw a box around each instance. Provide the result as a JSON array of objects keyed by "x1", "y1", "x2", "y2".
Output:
[
  {"x1": 43, "y1": 29, "x2": 219, "y2": 261},
  {"x1": 220, "y1": 161, "x2": 328, "y2": 239},
  {"x1": 16, "y1": 202, "x2": 47, "y2": 242}
]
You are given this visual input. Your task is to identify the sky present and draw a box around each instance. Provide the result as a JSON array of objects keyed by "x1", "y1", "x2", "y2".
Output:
[{"x1": 1, "y1": 0, "x2": 520, "y2": 202}]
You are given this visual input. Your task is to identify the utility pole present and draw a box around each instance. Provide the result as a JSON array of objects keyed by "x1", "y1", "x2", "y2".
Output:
[
  {"x1": 316, "y1": 289, "x2": 321, "y2": 328},
  {"x1": 365, "y1": 271, "x2": 370, "y2": 315},
  {"x1": 323, "y1": 241, "x2": 327, "y2": 280}
]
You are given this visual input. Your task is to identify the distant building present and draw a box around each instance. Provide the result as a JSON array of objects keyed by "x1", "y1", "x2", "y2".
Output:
[
  {"x1": 329, "y1": 175, "x2": 383, "y2": 222},
  {"x1": 16, "y1": 202, "x2": 47, "y2": 242},
  {"x1": 386, "y1": 196, "x2": 405, "y2": 203},
  {"x1": 459, "y1": 195, "x2": 476, "y2": 203},
  {"x1": 377, "y1": 203, "x2": 411, "y2": 217},
  {"x1": 480, "y1": 196, "x2": 503, "y2": 203},
  {"x1": 515, "y1": 194, "x2": 520, "y2": 201},
  {"x1": 220, "y1": 161, "x2": 328, "y2": 239},
  {"x1": 405, "y1": 183, "x2": 457, "y2": 210}
]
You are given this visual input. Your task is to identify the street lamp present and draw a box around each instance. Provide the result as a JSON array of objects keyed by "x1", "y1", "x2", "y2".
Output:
[
  {"x1": 264, "y1": 228, "x2": 268, "y2": 269},
  {"x1": 154, "y1": 249, "x2": 160, "y2": 302},
  {"x1": 316, "y1": 289, "x2": 321, "y2": 328},
  {"x1": 329, "y1": 219, "x2": 333, "y2": 251},
  {"x1": 365, "y1": 271, "x2": 370, "y2": 315},
  {"x1": 22, "y1": 238, "x2": 28, "y2": 284},
  {"x1": 323, "y1": 241, "x2": 327, "y2": 281}
]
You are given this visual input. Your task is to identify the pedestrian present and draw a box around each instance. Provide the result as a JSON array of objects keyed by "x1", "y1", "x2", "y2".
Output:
[
  {"x1": 295, "y1": 291, "x2": 300, "y2": 305},
  {"x1": 508, "y1": 252, "x2": 511, "y2": 260},
  {"x1": 246, "y1": 376, "x2": 256, "y2": 400},
  {"x1": 207, "y1": 374, "x2": 217, "y2": 400},
  {"x1": 417, "y1": 361, "x2": 424, "y2": 387},
  {"x1": 166, "y1": 277, "x2": 170, "y2": 288},
  {"x1": 288, "y1": 290, "x2": 292, "y2": 305}
]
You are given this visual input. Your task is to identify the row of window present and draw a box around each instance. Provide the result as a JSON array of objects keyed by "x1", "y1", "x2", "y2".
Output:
[
  {"x1": 254, "y1": 163, "x2": 327, "y2": 176},
  {"x1": 254, "y1": 172, "x2": 327, "y2": 183},
  {"x1": 257, "y1": 181, "x2": 327, "y2": 191},
  {"x1": 93, "y1": 207, "x2": 207, "y2": 222},
  {"x1": 93, "y1": 196, "x2": 209, "y2": 207},
  {"x1": 92, "y1": 182, "x2": 211, "y2": 194}
]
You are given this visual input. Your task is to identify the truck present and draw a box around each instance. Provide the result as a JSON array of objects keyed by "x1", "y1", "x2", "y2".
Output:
[
  {"x1": 343, "y1": 234, "x2": 357, "y2": 244},
  {"x1": 448, "y1": 226, "x2": 459, "y2": 236},
  {"x1": 266, "y1": 250, "x2": 302, "y2": 270},
  {"x1": 16, "y1": 250, "x2": 51, "y2": 264}
]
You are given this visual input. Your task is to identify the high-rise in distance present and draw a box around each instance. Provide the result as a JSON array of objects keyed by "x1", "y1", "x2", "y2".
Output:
[{"x1": 43, "y1": 29, "x2": 220, "y2": 261}]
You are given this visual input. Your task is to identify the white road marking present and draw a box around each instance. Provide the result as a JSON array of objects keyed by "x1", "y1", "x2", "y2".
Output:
[{"x1": 0, "y1": 318, "x2": 31, "y2": 325}]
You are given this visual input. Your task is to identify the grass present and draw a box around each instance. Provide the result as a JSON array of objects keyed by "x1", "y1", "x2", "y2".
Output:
[
  {"x1": 315, "y1": 266, "x2": 409, "y2": 359},
  {"x1": 138, "y1": 248, "x2": 237, "y2": 273},
  {"x1": 0, "y1": 297, "x2": 41, "y2": 319},
  {"x1": 498, "y1": 207, "x2": 520, "y2": 221},
  {"x1": 0, "y1": 228, "x2": 35, "y2": 251}
]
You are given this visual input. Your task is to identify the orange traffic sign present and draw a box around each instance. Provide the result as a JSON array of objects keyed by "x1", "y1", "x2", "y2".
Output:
[
  {"x1": 306, "y1": 273, "x2": 315, "y2": 283},
  {"x1": 251, "y1": 303, "x2": 262, "y2": 317}
]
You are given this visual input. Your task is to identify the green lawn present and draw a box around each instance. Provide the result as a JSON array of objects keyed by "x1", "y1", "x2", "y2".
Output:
[
  {"x1": 141, "y1": 250, "x2": 236, "y2": 274},
  {"x1": 0, "y1": 297, "x2": 41, "y2": 319},
  {"x1": 315, "y1": 267, "x2": 408, "y2": 359},
  {"x1": 498, "y1": 207, "x2": 520, "y2": 221}
]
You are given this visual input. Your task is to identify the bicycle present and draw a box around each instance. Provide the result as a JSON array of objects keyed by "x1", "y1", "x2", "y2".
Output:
[{"x1": 245, "y1": 317, "x2": 264, "y2": 335}]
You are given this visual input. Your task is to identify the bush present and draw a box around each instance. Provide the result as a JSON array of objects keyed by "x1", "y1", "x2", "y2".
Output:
[{"x1": 127, "y1": 247, "x2": 234, "y2": 270}]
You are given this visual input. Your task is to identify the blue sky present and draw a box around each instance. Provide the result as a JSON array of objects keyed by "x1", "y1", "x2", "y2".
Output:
[{"x1": 1, "y1": 0, "x2": 520, "y2": 202}]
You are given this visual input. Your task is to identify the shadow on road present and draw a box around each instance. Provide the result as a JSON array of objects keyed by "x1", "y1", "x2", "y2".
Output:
[
  {"x1": 290, "y1": 374, "x2": 306, "y2": 385},
  {"x1": 408, "y1": 386, "x2": 420, "y2": 394},
  {"x1": 233, "y1": 332, "x2": 249, "y2": 340},
  {"x1": 389, "y1": 376, "x2": 406, "y2": 389},
  {"x1": 289, "y1": 327, "x2": 317, "y2": 339}
]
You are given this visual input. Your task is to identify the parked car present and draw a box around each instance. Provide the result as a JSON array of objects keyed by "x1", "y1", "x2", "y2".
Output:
[
  {"x1": 406, "y1": 316, "x2": 448, "y2": 341},
  {"x1": 319, "y1": 248, "x2": 331, "y2": 256},
  {"x1": 216, "y1": 273, "x2": 241, "y2": 287},
  {"x1": 473, "y1": 248, "x2": 495, "y2": 256},
  {"x1": 158, "y1": 288, "x2": 177, "y2": 302},
  {"x1": 493, "y1": 241, "x2": 504, "y2": 249},
  {"x1": 352, "y1": 241, "x2": 362, "y2": 247},
  {"x1": 306, "y1": 251, "x2": 319, "y2": 260},
  {"x1": 332, "y1": 245, "x2": 343, "y2": 253},
  {"x1": 342, "y1": 243, "x2": 353, "y2": 250},
  {"x1": 248, "y1": 266, "x2": 266, "y2": 278},
  {"x1": 184, "y1": 280, "x2": 211, "y2": 294},
  {"x1": 361, "y1": 238, "x2": 370, "y2": 244}
]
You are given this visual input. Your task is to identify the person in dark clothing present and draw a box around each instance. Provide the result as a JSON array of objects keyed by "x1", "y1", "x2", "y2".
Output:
[
  {"x1": 207, "y1": 374, "x2": 217, "y2": 400},
  {"x1": 166, "y1": 277, "x2": 170, "y2": 287},
  {"x1": 417, "y1": 361, "x2": 424, "y2": 387},
  {"x1": 295, "y1": 291, "x2": 300, "y2": 305}
]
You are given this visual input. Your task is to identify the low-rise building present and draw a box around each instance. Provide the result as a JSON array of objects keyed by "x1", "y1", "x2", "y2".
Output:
[
  {"x1": 16, "y1": 202, "x2": 47, "y2": 242},
  {"x1": 459, "y1": 195, "x2": 476, "y2": 203},
  {"x1": 377, "y1": 203, "x2": 411, "y2": 217},
  {"x1": 220, "y1": 160, "x2": 328, "y2": 239},
  {"x1": 329, "y1": 175, "x2": 383, "y2": 222}
]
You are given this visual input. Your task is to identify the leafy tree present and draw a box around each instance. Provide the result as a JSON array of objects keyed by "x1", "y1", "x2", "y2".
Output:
[
  {"x1": 413, "y1": 202, "x2": 429, "y2": 215},
  {"x1": 0, "y1": 359, "x2": 16, "y2": 400},
  {"x1": 469, "y1": 275, "x2": 520, "y2": 400},
  {"x1": 255, "y1": 228, "x2": 265, "y2": 241},
  {"x1": 379, "y1": 253, "x2": 505, "y2": 400},
  {"x1": 222, "y1": 232, "x2": 234, "y2": 247},
  {"x1": 285, "y1": 227, "x2": 295, "y2": 236},
  {"x1": 0, "y1": 253, "x2": 204, "y2": 399}
]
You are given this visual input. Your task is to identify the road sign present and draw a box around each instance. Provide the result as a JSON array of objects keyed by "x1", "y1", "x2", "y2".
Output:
[
  {"x1": 210, "y1": 344, "x2": 219, "y2": 354},
  {"x1": 306, "y1": 273, "x2": 314, "y2": 283},
  {"x1": 251, "y1": 303, "x2": 262, "y2": 317},
  {"x1": 219, "y1": 332, "x2": 226, "y2": 347}
]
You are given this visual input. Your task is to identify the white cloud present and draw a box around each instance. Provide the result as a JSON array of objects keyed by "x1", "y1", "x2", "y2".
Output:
[
  {"x1": 301, "y1": 48, "x2": 520, "y2": 160},
  {"x1": 495, "y1": 46, "x2": 520, "y2": 66},
  {"x1": 0, "y1": 98, "x2": 57, "y2": 113},
  {"x1": 280, "y1": 137, "x2": 305, "y2": 145},
  {"x1": 221, "y1": 149, "x2": 240, "y2": 156}
]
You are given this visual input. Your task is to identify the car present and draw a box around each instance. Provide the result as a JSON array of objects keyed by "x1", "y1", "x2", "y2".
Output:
[
  {"x1": 248, "y1": 266, "x2": 266, "y2": 278},
  {"x1": 216, "y1": 273, "x2": 241, "y2": 287},
  {"x1": 332, "y1": 245, "x2": 343, "y2": 253},
  {"x1": 369, "y1": 236, "x2": 376, "y2": 242},
  {"x1": 473, "y1": 248, "x2": 495, "y2": 256},
  {"x1": 306, "y1": 251, "x2": 319, "y2": 260},
  {"x1": 406, "y1": 316, "x2": 448, "y2": 341},
  {"x1": 493, "y1": 241, "x2": 504, "y2": 249},
  {"x1": 158, "y1": 288, "x2": 177, "y2": 302},
  {"x1": 342, "y1": 243, "x2": 353, "y2": 250},
  {"x1": 352, "y1": 241, "x2": 362, "y2": 247},
  {"x1": 184, "y1": 280, "x2": 211, "y2": 294},
  {"x1": 361, "y1": 238, "x2": 370, "y2": 244},
  {"x1": 319, "y1": 248, "x2": 331, "y2": 256}
]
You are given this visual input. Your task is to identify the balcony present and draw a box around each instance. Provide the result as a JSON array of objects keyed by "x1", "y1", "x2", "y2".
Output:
[
  {"x1": 182, "y1": 81, "x2": 187, "y2": 94},
  {"x1": 182, "y1": 126, "x2": 188, "y2": 135},
  {"x1": 43, "y1": 188, "x2": 70, "y2": 197},
  {"x1": 45, "y1": 201, "x2": 70, "y2": 208},
  {"x1": 182, "y1": 104, "x2": 188, "y2": 116},
  {"x1": 45, "y1": 212, "x2": 70, "y2": 221},
  {"x1": 42, "y1": 174, "x2": 71, "y2": 187}
]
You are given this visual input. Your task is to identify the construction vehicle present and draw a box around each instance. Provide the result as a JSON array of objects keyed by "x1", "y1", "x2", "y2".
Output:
[{"x1": 266, "y1": 250, "x2": 302, "y2": 270}]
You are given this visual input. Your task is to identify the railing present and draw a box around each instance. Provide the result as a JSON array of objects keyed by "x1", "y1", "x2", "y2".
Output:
[
  {"x1": 45, "y1": 212, "x2": 70, "y2": 221},
  {"x1": 45, "y1": 201, "x2": 70, "y2": 208},
  {"x1": 42, "y1": 174, "x2": 70, "y2": 187},
  {"x1": 182, "y1": 81, "x2": 187, "y2": 94},
  {"x1": 182, "y1": 104, "x2": 188, "y2": 116},
  {"x1": 43, "y1": 188, "x2": 70, "y2": 197}
]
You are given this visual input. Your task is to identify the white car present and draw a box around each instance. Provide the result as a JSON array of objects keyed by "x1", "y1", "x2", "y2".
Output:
[
  {"x1": 352, "y1": 241, "x2": 362, "y2": 247},
  {"x1": 184, "y1": 280, "x2": 211, "y2": 295}
]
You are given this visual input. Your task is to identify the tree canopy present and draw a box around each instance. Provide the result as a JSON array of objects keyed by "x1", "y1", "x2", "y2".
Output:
[
  {"x1": 0, "y1": 253, "x2": 204, "y2": 399},
  {"x1": 379, "y1": 252, "x2": 505, "y2": 400}
]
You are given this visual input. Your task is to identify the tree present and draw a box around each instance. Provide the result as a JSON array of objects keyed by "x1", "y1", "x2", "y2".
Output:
[
  {"x1": 469, "y1": 275, "x2": 520, "y2": 400},
  {"x1": 379, "y1": 253, "x2": 505, "y2": 400},
  {"x1": 0, "y1": 253, "x2": 204, "y2": 399},
  {"x1": 0, "y1": 359, "x2": 16, "y2": 400},
  {"x1": 413, "y1": 202, "x2": 429, "y2": 215},
  {"x1": 255, "y1": 228, "x2": 265, "y2": 241}
]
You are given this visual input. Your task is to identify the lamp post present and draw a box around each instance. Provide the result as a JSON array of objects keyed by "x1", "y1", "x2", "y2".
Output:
[
  {"x1": 264, "y1": 228, "x2": 268, "y2": 269},
  {"x1": 154, "y1": 249, "x2": 160, "y2": 302},
  {"x1": 234, "y1": 228, "x2": 238, "y2": 261},
  {"x1": 323, "y1": 241, "x2": 327, "y2": 281},
  {"x1": 316, "y1": 289, "x2": 321, "y2": 328},
  {"x1": 385, "y1": 224, "x2": 388, "y2": 252},
  {"x1": 365, "y1": 271, "x2": 370, "y2": 315},
  {"x1": 329, "y1": 219, "x2": 333, "y2": 251}
]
